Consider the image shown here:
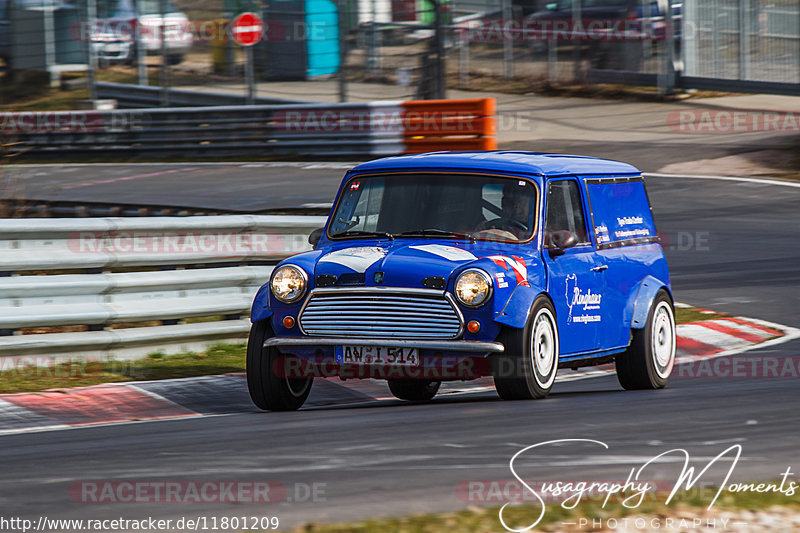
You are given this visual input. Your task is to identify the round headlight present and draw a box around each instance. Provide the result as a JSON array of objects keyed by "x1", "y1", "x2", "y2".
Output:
[
  {"x1": 455, "y1": 269, "x2": 492, "y2": 308},
  {"x1": 270, "y1": 265, "x2": 307, "y2": 304}
]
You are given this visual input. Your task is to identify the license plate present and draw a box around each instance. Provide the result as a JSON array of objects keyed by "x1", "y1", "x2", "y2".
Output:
[
  {"x1": 335, "y1": 345, "x2": 419, "y2": 366},
  {"x1": 105, "y1": 44, "x2": 121, "y2": 53}
]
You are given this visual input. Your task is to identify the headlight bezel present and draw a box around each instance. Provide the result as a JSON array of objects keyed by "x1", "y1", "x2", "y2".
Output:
[
  {"x1": 454, "y1": 268, "x2": 493, "y2": 308},
  {"x1": 270, "y1": 265, "x2": 308, "y2": 304}
]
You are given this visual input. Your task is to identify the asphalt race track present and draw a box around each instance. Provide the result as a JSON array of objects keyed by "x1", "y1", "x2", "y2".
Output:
[{"x1": 1, "y1": 170, "x2": 799, "y2": 530}]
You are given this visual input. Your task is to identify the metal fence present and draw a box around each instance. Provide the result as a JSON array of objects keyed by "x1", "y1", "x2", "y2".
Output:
[
  {"x1": 683, "y1": 0, "x2": 800, "y2": 84},
  {"x1": 0, "y1": 214, "x2": 326, "y2": 360},
  {"x1": 0, "y1": 95, "x2": 496, "y2": 158},
  {"x1": 2, "y1": 0, "x2": 798, "y2": 102}
]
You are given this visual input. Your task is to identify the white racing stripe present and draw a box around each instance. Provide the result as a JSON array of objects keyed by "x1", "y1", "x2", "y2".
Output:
[
  {"x1": 317, "y1": 246, "x2": 387, "y2": 273},
  {"x1": 410, "y1": 244, "x2": 477, "y2": 262}
]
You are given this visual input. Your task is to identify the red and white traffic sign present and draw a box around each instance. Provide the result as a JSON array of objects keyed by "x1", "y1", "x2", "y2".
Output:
[{"x1": 231, "y1": 12, "x2": 264, "y2": 46}]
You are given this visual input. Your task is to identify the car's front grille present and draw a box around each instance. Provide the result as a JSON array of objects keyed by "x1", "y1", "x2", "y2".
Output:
[{"x1": 299, "y1": 289, "x2": 463, "y2": 339}]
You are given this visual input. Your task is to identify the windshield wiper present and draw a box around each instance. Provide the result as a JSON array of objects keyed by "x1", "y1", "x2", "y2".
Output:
[
  {"x1": 332, "y1": 230, "x2": 394, "y2": 240},
  {"x1": 396, "y1": 229, "x2": 476, "y2": 242}
]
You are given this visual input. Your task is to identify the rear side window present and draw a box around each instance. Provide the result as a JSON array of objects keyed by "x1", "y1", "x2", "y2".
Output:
[
  {"x1": 544, "y1": 179, "x2": 589, "y2": 247},
  {"x1": 585, "y1": 177, "x2": 659, "y2": 249}
]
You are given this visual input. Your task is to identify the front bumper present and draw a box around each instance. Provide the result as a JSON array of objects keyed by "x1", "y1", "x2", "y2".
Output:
[{"x1": 264, "y1": 337, "x2": 504, "y2": 353}]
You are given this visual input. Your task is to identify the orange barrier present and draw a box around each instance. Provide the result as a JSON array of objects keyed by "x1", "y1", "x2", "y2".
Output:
[{"x1": 400, "y1": 98, "x2": 497, "y2": 153}]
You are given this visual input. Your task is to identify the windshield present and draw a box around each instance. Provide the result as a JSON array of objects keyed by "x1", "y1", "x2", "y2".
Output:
[{"x1": 328, "y1": 173, "x2": 538, "y2": 243}]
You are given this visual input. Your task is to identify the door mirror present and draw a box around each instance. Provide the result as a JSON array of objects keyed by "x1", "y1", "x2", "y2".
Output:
[
  {"x1": 546, "y1": 230, "x2": 578, "y2": 258},
  {"x1": 308, "y1": 227, "x2": 324, "y2": 248}
]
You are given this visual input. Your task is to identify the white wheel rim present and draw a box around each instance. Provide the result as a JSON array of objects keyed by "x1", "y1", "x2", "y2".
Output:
[
  {"x1": 286, "y1": 376, "x2": 311, "y2": 398},
  {"x1": 651, "y1": 302, "x2": 675, "y2": 379},
  {"x1": 283, "y1": 357, "x2": 311, "y2": 398},
  {"x1": 530, "y1": 309, "x2": 558, "y2": 388}
]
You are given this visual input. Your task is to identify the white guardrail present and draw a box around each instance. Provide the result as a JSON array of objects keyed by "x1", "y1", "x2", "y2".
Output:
[{"x1": 0, "y1": 215, "x2": 327, "y2": 361}]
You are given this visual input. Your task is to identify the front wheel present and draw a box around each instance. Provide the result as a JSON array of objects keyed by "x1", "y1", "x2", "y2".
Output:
[
  {"x1": 493, "y1": 297, "x2": 559, "y2": 400},
  {"x1": 616, "y1": 290, "x2": 676, "y2": 390},
  {"x1": 387, "y1": 379, "x2": 440, "y2": 401},
  {"x1": 246, "y1": 320, "x2": 313, "y2": 411}
]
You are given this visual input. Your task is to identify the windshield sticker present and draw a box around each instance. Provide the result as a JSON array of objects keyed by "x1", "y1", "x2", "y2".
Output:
[
  {"x1": 595, "y1": 224, "x2": 610, "y2": 244},
  {"x1": 349, "y1": 181, "x2": 361, "y2": 191},
  {"x1": 617, "y1": 216, "x2": 644, "y2": 226},
  {"x1": 409, "y1": 244, "x2": 477, "y2": 262},
  {"x1": 614, "y1": 228, "x2": 651, "y2": 239},
  {"x1": 318, "y1": 247, "x2": 386, "y2": 272},
  {"x1": 486, "y1": 255, "x2": 529, "y2": 286},
  {"x1": 565, "y1": 274, "x2": 602, "y2": 324}
]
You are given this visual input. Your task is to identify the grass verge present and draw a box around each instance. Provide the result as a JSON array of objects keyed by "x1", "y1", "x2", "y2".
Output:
[
  {"x1": 291, "y1": 484, "x2": 800, "y2": 533},
  {"x1": 0, "y1": 343, "x2": 246, "y2": 394}
]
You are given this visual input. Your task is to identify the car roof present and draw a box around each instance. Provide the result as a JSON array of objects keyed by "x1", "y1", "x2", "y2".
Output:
[{"x1": 349, "y1": 151, "x2": 641, "y2": 178}]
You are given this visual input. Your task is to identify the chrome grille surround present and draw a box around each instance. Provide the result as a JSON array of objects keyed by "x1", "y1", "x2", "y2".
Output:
[{"x1": 298, "y1": 287, "x2": 464, "y2": 339}]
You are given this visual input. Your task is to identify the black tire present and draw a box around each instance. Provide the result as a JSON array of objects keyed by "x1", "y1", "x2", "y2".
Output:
[
  {"x1": 387, "y1": 379, "x2": 441, "y2": 401},
  {"x1": 493, "y1": 297, "x2": 559, "y2": 400},
  {"x1": 246, "y1": 320, "x2": 312, "y2": 411},
  {"x1": 616, "y1": 290, "x2": 676, "y2": 390}
]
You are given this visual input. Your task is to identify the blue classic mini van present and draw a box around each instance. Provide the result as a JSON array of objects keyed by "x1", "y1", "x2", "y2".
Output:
[{"x1": 247, "y1": 151, "x2": 676, "y2": 410}]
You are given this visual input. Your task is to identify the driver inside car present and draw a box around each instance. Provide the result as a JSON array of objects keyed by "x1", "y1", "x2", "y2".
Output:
[{"x1": 475, "y1": 182, "x2": 532, "y2": 240}]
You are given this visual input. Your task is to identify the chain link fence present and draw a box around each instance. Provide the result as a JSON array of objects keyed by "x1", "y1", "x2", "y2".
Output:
[
  {"x1": 683, "y1": 0, "x2": 800, "y2": 83},
  {"x1": 1, "y1": 0, "x2": 798, "y2": 103}
]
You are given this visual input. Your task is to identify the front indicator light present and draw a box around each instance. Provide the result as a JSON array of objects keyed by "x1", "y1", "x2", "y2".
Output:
[
  {"x1": 454, "y1": 269, "x2": 492, "y2": 308},
  {"x1": 467, "y1": 320, "x2": 481, "y2": 333},
  {"x1": 283, "y1": 316, "x2": 296, "y2": 329}
]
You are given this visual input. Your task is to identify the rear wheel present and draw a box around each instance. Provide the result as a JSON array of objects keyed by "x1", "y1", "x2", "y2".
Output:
[
  {"x1": 387, "y1": 379, "x2": 440, "y2": 401},
  {"x1": 616, "y1": 290, "x2": 676, "y2": 390},
  {"x1": 246, "y1": 320, "x2": 312, "y2": 411},
  {"x1": 494, "y1": 297, "x2": 559, "y2": 400}
]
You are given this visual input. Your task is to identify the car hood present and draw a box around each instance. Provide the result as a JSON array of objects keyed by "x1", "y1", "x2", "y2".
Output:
[{"x1": 305, "y1": 240, "x2": 536, "y2": 289}]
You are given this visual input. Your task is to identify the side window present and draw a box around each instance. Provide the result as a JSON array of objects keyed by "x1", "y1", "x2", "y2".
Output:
[
  {"x1": 544, "y1": 180, "x2": 589, "y2": 248},
  {"x1": 481, "y1": 183, "x2": 503, "y2": 220},
  {"x1": 329, "y1": 178, "x2": 384, "y2": 234},
  {"x1": 585, "y1": 178, "x2": 658, "y2": 248}
]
